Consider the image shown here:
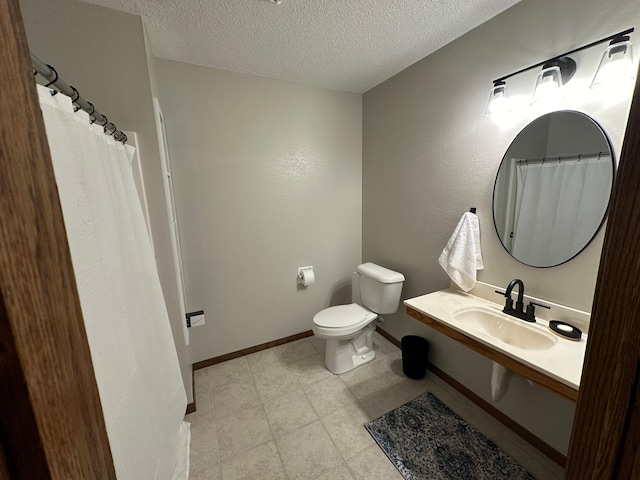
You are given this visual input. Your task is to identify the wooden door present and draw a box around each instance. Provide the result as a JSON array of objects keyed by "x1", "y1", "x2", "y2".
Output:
[
  {"x1": 565, "y1": 62, "x2": 640, "y2": 477},
  {"x1": 0, "y1": 0, "x2": 115, "y2": 478}
]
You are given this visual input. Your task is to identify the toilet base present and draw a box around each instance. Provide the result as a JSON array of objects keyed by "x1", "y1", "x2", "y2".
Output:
[{"x1": 324, "y1": 323, "x2": 376, "y2": 374}]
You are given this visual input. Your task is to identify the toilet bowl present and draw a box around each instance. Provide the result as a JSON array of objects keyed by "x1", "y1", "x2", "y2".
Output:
[{"x1": 312, "y1": 263, "x2": 405, "y2": 374}]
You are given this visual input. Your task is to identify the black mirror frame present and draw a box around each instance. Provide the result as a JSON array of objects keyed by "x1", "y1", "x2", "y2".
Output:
[{"x1": 492, "y1": 110, "x2": 616, "y2": 268}]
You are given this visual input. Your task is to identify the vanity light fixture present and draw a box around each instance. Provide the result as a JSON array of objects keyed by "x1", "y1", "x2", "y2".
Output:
[{"x1": 485, "y1": 28, "x2": 635, "y2": 116}]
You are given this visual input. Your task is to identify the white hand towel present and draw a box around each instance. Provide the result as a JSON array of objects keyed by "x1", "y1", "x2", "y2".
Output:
[{"x1": 438, "y1": 212, "x2": 484, "y2": 292}]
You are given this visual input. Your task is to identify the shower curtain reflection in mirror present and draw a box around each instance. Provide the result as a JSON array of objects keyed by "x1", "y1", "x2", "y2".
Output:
[{"x1": 501, "y1": 155, "x2": 612, "y2": 267}]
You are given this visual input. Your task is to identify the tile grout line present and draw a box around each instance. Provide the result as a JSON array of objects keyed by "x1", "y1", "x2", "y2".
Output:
[
  {"x1": 211, "y1": 358, "x2": 262, "y2": 475},
  {"x1": 251, "y1": 352, "x2": 292, "y2": 479},
  {"x1": 300, "y1": 380, "x2": 346, "y2": 469},
  {"x1": 260, "y1": 401, "x2": 290, "y2": 479},
  {"x1": 315, "y1": 418, "x2": 348, "y2": 477}
]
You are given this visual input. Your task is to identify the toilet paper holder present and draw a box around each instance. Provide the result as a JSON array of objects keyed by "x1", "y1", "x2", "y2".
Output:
[{"x1": 297, "y1": 266, "x2": 314, "y2": 287}]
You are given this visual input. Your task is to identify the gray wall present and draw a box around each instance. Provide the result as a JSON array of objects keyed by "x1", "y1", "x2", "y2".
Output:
[
  {"x1": 19, "y1": 0, "x2": 192, "y2": 401},
  {"x1": 154, "y1": 60, "x2": 363, "y2": 363},
  {"x1": 362, "y1": 0, "x2": 638, "y2": 453}
]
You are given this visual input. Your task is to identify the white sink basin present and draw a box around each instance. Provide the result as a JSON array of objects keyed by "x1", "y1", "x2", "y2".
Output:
[{"x1": 453, "y1": 306, "x2": 557, "y2": 351}]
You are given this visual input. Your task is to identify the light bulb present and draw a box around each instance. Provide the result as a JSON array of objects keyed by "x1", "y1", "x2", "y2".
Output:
[{"x1": 532, "y1": 66, "x2": 563, "y2": 104}]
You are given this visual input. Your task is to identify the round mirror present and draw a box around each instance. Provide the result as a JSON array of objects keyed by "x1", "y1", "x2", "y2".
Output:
[{"x1": 492, "y1": 111, "x2": 615, "y2": 268}]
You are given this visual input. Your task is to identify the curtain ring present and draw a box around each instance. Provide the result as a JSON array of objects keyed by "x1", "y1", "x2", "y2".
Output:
[
  {"x1": 85, "y1": 102, "x2": 96, "y2": 123},
  {"x1": 69, "y1": 86, "x2": 82, "y2": 114},
  {"x1": 542, "y1": 157, "x2": 545, "y2": 165},
  {"x1": 578, "y1": 154, "x2": 582, "y2": 162},
  {"x1": 104, "y1": 123, "x2": 116, "y2": 136},
  {"x1": 558, "y1": 155, "x2": 562, "y2": 164},
  {"x1": 43, "y1": 65, "x2": 58, "y2": 87},
  {"x1": 69, "y1": 85, "x2": 80, "y2": 104}
]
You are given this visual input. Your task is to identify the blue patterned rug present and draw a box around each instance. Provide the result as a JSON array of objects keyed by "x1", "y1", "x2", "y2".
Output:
[{"x1": 364, "y1": 392, "x2": 536, "y2": 480}]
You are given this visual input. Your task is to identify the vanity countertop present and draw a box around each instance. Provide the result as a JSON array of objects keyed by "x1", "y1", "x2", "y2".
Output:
[{"x1": 404, "y1": 285, "x2": 589, "y2": 400}]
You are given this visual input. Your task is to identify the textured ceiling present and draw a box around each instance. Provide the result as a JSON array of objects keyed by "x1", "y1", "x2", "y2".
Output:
[{"x1": 80, "y1": 0, "x2": 522, "y2": 93}]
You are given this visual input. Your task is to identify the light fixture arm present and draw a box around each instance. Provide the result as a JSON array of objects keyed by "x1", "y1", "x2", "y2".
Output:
[{"x1": 493, "y1": 27, "x2": 634, "y2": 84}]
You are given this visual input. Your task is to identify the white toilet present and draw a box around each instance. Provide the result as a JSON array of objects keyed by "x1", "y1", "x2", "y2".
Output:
[{"x1": 312, "y1": 262, "x2": 405, "y2": 374}]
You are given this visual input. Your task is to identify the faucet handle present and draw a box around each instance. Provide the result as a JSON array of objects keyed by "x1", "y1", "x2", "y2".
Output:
[
  {"x1": 525, "y1": 301, "x2": 551, "y2": 322},
  {"x1": 495, "y1": 290, "x2": 514, "y2": 312},
  {"x1": 530, "y1": 301, "x2": 551, "y2": 310}
]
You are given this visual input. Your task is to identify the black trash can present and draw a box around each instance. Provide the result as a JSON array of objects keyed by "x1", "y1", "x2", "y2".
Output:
[{"x1": 401, "y1": 335, "x2": 429, "y2": 380}]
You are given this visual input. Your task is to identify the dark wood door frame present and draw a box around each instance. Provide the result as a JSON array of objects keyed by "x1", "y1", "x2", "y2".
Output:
[
  {"x1": 0, "y1": 1, "x2": 115, "y2": 478},
  {"x1": 565, "y1": 71, "x2": 640, "y2": 476}
]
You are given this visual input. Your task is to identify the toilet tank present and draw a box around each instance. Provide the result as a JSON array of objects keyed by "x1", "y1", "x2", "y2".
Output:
[{"x1": 356, "y1": 263, "x2": 405, "y2": 314}]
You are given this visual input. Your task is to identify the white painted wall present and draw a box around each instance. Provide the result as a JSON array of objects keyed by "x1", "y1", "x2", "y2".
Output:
[
  {"x1": 363, "y1": 0, "x2": 639, "y2": 454},
  {"x1": 155, "y1": 60, "x2": 362, "y2": 363},
  {"x1": 19, "y1": 0, "x2": 192, "y2": 402}
]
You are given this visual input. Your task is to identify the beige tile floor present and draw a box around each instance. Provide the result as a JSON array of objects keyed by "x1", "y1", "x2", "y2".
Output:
[{"x1": 186, "y1": 333, "x2": 564, "y2": 480}]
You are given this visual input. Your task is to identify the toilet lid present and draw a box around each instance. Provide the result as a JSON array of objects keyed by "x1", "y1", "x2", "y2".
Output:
[{"x1": 313, "y1": 303, "x2": 372, "y2": 328}]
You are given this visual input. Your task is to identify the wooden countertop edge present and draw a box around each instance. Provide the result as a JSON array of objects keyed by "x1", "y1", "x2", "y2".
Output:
[{"x1": 405, "y1": 306, "x2": 579, "y2": 403}]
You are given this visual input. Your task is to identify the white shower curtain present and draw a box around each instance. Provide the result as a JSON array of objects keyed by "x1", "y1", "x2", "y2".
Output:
[
  {"x1": 37, "y1": 85, "x2": 189, "y2": 479},
  {"x1": 511, "y1": 156, "x2": 612, "y2": 266}
]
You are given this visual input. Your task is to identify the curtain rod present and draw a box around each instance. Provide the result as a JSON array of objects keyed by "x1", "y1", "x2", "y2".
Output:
[
  {"x1": 31, "y1": 53, "x2": 127, "y2": 144},
  {"x1": 515, "y1": 151, "x2": 610, "y2": 165}
]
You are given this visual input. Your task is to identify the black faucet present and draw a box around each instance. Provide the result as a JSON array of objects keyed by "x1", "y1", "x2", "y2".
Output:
[{"x1": 495, "y1": 279, "x2": 550, "y2": 322}]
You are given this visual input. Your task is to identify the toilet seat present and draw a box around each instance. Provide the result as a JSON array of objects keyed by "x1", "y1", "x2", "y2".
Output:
[{"x1": 313, "y1": 303, "x2": 377, "y2": 338}]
